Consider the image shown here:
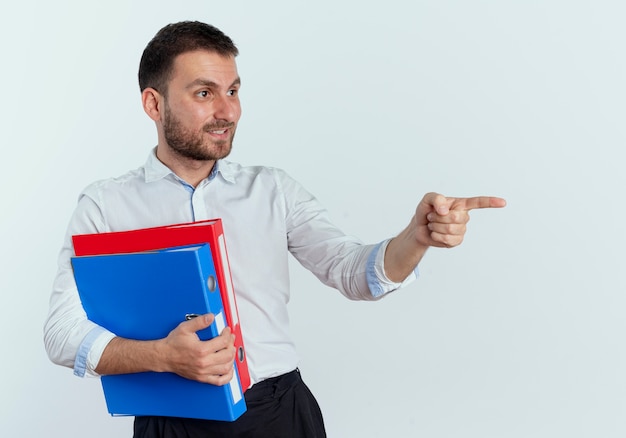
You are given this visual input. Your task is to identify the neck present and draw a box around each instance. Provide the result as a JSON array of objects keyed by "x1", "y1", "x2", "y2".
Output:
[{"x1": 155, "y1": 144, "x2": 216, "y2": 188}]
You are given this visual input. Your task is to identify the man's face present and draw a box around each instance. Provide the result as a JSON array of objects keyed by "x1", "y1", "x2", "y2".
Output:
[{"x1": 161, "y1": 50, "x2": 241, "y2": 161}]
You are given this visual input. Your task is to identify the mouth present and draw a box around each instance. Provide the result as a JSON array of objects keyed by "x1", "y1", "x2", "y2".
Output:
[
  {"x1": 205, "y1": 123, "x2": 235, "y2": 138},
  {"x1": 205, "y1": 128, "x2": 231, "y2": 141}
]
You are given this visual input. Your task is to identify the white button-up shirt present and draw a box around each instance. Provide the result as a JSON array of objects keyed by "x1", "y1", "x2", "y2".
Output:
[{"x1": 44, "y1": 150, "x2": 415, "y2": 385}]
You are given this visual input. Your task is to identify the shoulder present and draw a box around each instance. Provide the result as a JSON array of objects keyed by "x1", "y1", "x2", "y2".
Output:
[
  {"x1": 79, "y1": 167, "x2": 145, "y2": 201},
  {"x1": 218, "y1": 161, "x2": 312, "y2": 206},
  {"x1": 219, "y1": 160, "x2": 296, "y2": 186}
]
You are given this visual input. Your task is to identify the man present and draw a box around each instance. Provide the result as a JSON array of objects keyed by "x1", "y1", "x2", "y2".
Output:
[{"x1": 44, "y1": 21, "x2": 506, "y2": 437}]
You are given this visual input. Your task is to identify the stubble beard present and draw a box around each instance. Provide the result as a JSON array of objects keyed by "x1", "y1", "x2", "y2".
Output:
[{"x1": 162, "y1": 104, "x2": 236, "y2": 162}]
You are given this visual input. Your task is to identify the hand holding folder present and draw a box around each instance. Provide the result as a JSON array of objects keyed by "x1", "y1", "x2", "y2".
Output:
[{"x1": 164, "y1": 313, "x2": 237, "y2": 386}]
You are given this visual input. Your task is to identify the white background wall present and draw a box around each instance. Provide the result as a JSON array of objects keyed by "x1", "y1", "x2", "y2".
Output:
[{"x1": 2, "y1": 1, "x2": 625, "y2": 437}]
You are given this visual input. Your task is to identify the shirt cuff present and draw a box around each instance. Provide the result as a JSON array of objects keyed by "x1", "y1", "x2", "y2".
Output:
[
  {"x1": 73, "y1": 326, "x2": 116, "y2": 377},
  {"x1": 366, "y1": 240, "x2": 418, "y2": 298}
]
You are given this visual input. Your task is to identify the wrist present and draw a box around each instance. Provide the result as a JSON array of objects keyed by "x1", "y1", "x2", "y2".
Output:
[{"x1": 384, "y1": 225, "x2": 428, "y2": 283}]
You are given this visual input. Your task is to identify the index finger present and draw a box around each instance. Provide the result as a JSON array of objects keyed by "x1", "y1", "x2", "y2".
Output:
[{"x1": 452, "y1": 196, "x2": 507, "y2": 211}]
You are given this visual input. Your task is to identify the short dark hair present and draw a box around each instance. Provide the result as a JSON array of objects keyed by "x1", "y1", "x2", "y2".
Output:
[{"x1": 138, "y1": 21, "x2": 238, "y2": 94}]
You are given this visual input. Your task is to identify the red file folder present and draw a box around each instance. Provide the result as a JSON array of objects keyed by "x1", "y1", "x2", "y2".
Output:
[{"x1": 72, "y1": 219, "x2": 250, "y2": 392}]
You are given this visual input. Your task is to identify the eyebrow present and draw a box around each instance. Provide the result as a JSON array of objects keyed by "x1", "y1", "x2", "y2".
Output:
[{"x1": 187, "y1": 77, "x2": 241, "y2": 90}]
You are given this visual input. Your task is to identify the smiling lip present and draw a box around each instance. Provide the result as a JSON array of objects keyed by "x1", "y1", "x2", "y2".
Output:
[
  {"x1": 205, "y1": 128, "x2": 231, "y2": 139},
  {"x1": 205, "y1": 123, "x2": 234, "y2": 136}
]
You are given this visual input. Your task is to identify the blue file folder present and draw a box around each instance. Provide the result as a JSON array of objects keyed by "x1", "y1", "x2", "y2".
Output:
[{"x1": 71, "y1": 244, "x2": 247, "y2": 421}]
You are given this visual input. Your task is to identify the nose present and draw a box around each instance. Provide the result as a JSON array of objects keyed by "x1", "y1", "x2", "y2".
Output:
[{"x1": 213, "y1": 93, "x2": 240, "y2": 123}]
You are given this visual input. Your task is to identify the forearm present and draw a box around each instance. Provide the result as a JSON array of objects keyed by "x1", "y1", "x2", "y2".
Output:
[
  {"x1": 94, "y1": 337, "x2": 167, "y2": 375},
  {"x1": 384, "y1": 219, "x2": 429, "y2": 283},
  {"x1": 96, "y1": 315, "x2": 236, "y2": 385}
]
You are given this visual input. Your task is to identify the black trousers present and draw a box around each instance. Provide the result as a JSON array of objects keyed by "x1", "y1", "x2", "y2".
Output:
[{"x1": 133, "y1": 369, "x2": 326, "y2": 438}]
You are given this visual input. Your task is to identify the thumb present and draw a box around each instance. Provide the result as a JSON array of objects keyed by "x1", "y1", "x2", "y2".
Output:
[{"x1": 181, "y1": 313, "x2": 215, "y2": 333}]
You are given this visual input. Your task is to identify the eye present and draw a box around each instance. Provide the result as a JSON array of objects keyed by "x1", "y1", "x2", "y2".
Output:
[
  {"x1": 197, "y1": 90, "x2": 212, "y2": 98},
  {"x1": 227, "y1": 89, "x2": 238, "y2": 97}
]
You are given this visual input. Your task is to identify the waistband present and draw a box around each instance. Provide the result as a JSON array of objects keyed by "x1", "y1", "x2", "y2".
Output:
[{"x1": 245, "y1": 369, "x2": 301, "y2": 402}]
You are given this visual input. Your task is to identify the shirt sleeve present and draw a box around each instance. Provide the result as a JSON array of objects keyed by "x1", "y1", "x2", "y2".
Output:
[
  {"x1": 278, "y1": 169, "x2": 417, "y2": 301},
  {"x1": 43, "y1": 190, "x2": 116, "y2": 377},
  {"x1": 366, "y1": 239, "x2": 418, "y2": 298}
]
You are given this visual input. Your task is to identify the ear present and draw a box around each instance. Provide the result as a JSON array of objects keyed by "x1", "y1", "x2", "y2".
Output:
[{"x1": 142, "y1": 88, "x2": 163, "y2": 122}]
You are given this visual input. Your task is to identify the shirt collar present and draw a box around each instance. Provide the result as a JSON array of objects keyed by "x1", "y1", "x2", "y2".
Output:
[
  {"x1": 214, "y1": 159, "x2": 236, "y2": 184},
  {"x1": 144, "y1": 148, "x2": 172, "y2": 183},
  {"x1": 143, "y1": 147, "x2": 237, "y2": 185}
]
